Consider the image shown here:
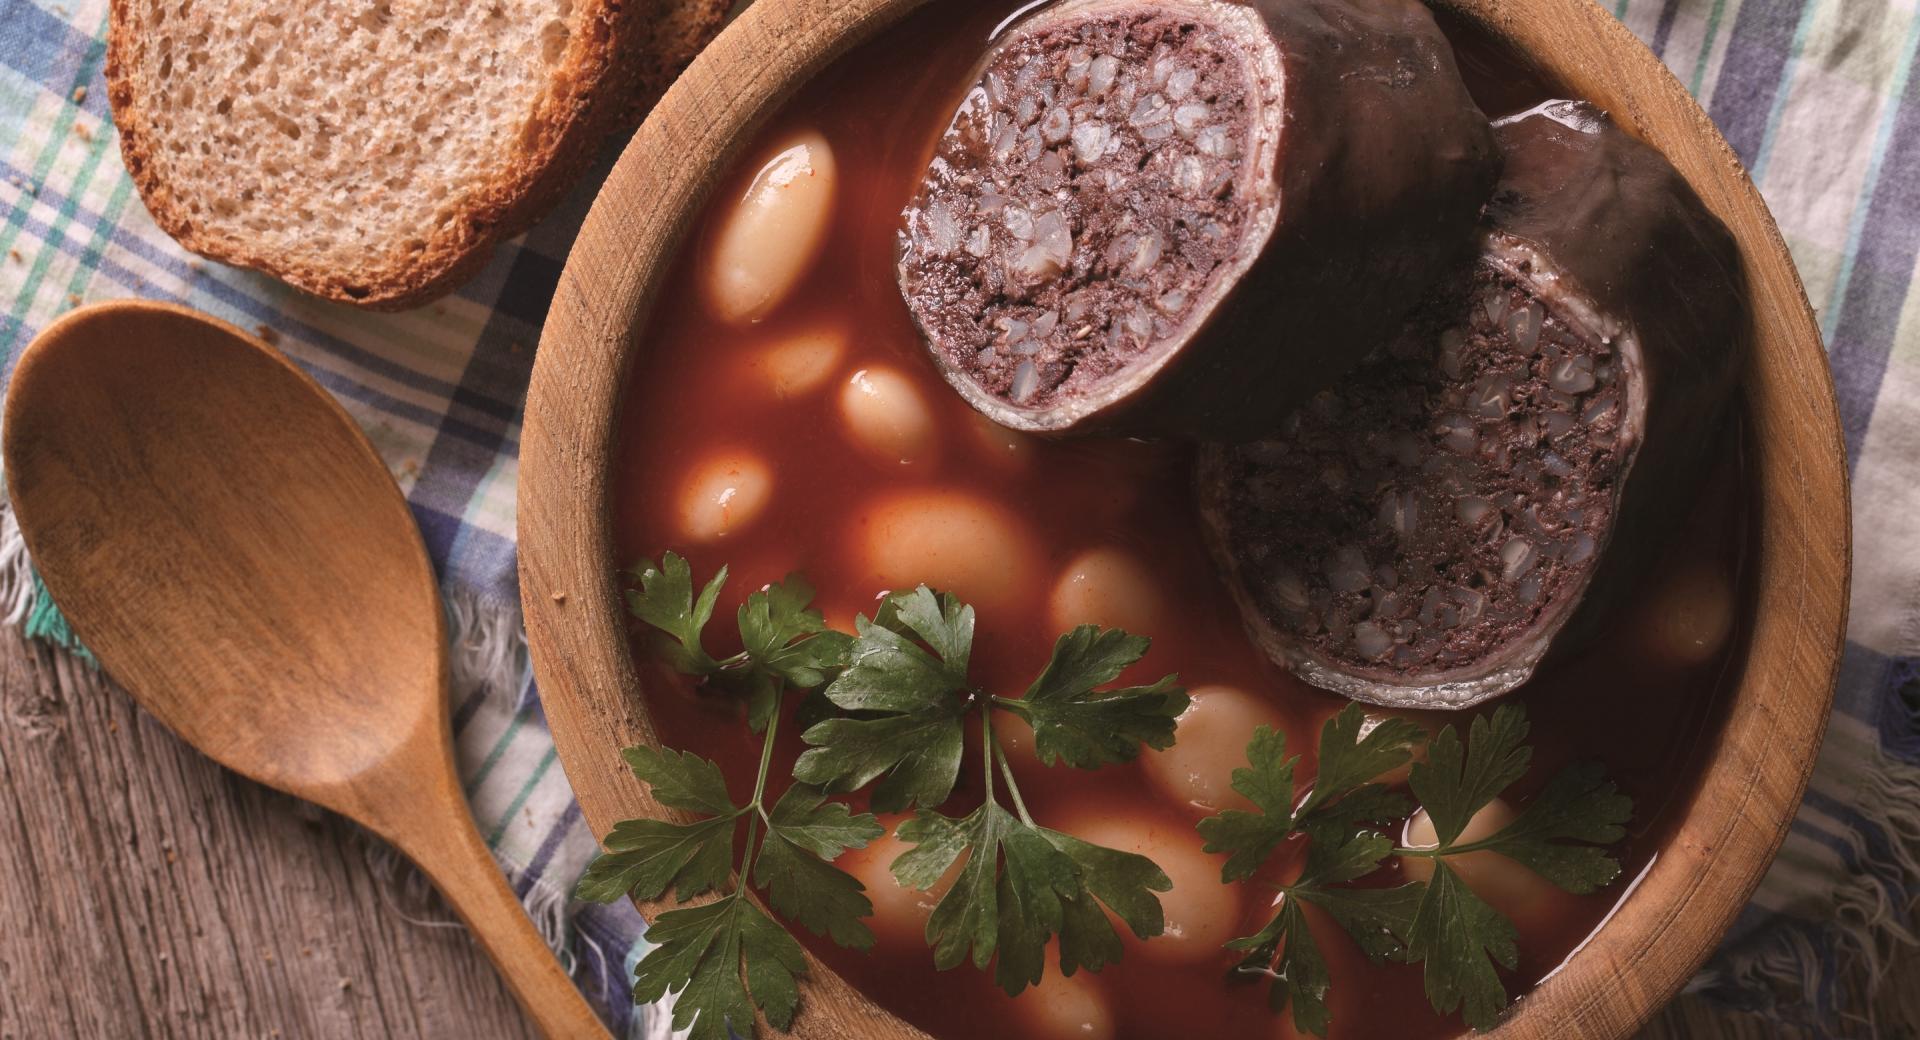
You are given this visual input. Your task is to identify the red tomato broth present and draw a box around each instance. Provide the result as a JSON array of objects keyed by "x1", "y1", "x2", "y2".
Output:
[{"x1": 609, "y1": 3, "x2": 1751, "y2": 1037}]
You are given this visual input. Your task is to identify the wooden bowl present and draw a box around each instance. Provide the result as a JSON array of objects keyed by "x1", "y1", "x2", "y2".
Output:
[{"x1": 519, "y1": 1, "x2": 1851, "y2": 1036}]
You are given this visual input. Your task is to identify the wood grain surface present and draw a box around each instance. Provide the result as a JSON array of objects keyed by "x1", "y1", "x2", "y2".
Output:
[
  {"x1": 1, "y1": 302, "x2": 605, "y2": 1040},
  {"x1": 0, "y1": 624, "x2": 535, "y2": 1040},
  {"x1": 521, "y1": 0, "x2": 1847, "y2": 1037},
  {"x1": 0, "y1": 622, "x2": 1913, "y2": 1038}
]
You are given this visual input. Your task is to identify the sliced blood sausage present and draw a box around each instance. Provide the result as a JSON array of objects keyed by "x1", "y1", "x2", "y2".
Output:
[
  {"x1": 897, "y1": 0, "x2": 1499, "y2": 439},
  {"x1": 1198, "y1": 100, "x2": 1748, "y2": 709}
]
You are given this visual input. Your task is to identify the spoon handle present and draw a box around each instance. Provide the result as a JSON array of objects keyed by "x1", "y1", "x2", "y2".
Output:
[{"x1": 384, "y1": 769, "x2": 614, "y2": 1039}]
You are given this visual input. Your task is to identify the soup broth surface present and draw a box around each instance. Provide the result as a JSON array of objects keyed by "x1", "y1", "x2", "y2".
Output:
[{"x1": 611, "y1": 4, "x2": 1751, "y2": 1037}]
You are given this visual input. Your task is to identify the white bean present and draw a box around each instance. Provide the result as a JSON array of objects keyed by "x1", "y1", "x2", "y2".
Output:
[
  {"x1": 1015, "y1": 963, "x2": 1115, "y2": 1040},
  {"x1": 1143, "y1": 685, "x2": 1291, "y2": 815},
  {"x1": 675, "y1": 451, "x2": 772, "y2": 543},
  {"x1": 856, "y1": 490, "x2": 1039, "y2": 615},
  {"x1": 835, "y1": 816, "x2": 958, "y2": 948},
  {"x1": 1067, "y1": 813, "x2": 1243, "y2": 963},
  {"x1": 705, "y1": 129, "x2": 837, "y2": 324},
  {"x1": 744, "y1": 327, "x2": 846, "y2": 399},
  {"x1": 969, "y1": 413, "x2": 1035, "y2": 469},
  {"x1": 1642, "y1": 561, "x2": 1735, "y2": 666},
  {"x1": 1047, "y1": 547, "x2": 1164, "y2": 635},
  {"x1": 840, "y1": 367, "x2": 937, "y2": 466}
]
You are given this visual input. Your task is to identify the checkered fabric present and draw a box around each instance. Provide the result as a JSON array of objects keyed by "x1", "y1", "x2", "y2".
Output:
[
  {"x1": 1603, "y1": 1, "x2": 1920, "y2": 1030},
  {"x1": 2, "y1": 0, "x2": 1916, "y2": 1035}
]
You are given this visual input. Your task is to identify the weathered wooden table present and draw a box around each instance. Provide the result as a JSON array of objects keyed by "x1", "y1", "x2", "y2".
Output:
[{"x1": 1, "y1": 624, "x2": 1910, "y2": 1038}]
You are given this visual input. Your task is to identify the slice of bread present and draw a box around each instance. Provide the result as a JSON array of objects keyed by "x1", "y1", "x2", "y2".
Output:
[{"x1": 106, "y1": 0, "x2": 730, "y2": 309}]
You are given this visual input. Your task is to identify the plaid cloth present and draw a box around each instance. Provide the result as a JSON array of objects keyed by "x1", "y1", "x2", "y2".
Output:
[
  {"x1": 1608, "y1": 0, "x2": 1920, "y2": 1030},
  {"x1": 0, "y1": 0, "x2": 653, "y2": 1033},
  {"x1": 0, "y1": 0, "x2": 1915, "y2": 1035}
]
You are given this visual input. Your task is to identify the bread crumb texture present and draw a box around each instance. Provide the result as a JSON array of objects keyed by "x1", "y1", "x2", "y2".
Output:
[{"x1": 107, "y1": 0, "x2": 725, "y2": 307}]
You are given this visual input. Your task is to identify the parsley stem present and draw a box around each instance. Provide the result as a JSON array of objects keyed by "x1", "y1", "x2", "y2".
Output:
[
  {"x1": 987, "y1": 723, "x2": 1038, "y2": 828},
  {"x1": 1393, "y1": 837, "x2": 1505, "y2": 859},
  {"x1": 981, "y1": 699, "x2": 1039, "y2": 826},
  {"x1": 994, "y1": 742, "x2": 1037, "y2": 827},
  {"x1": 749, "y1": 696, "x2": 781, "y2": 809},
  {"x1": 737, "y1": 807, "x2": 764, "y2": 888},
  {"x1": 980, "y1": 697, "x2": 997, "y2": 806},
  {"x1": 735, "y1": 696, "x2": 783, "y2": 885},
  {"x1": 1393, "y1": 845, "x2": 1470, "y2": 859}
]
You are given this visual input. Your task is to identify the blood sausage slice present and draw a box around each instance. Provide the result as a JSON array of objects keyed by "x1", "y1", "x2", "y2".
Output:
[
  {"x1": 1200, "y1": 101, "x2": 1747, "y2": 708},
  {"x1": 898, "y1": 0, "x2": 1499, "y2": 438}
]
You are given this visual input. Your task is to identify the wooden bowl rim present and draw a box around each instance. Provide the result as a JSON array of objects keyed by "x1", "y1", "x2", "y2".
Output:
[{"x1": 519, "y1": 1, "x2": 1851, "y2": 1036}]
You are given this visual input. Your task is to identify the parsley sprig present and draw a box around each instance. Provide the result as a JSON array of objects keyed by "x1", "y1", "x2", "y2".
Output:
[
  {"x1": 1398, "y1": 707, "x2": 1633, "y2": 1028},
  {"x1": 1198, "y1": 708, "x2": 1426, "y2": 1034},
  {"x1": 1200, "y1": 703, "x2": 1634, "y2": 1035},
  {"x1": 583, "y1": 556, "x2": 1189, "y2": 1038},
  {"x1": 578, "y1": 554, "x2": 876, "y2": 1040},
  {"x1": 587, "y1": 555, "x2": 1631, "y2": 1038},
  {"x1": 796, "y1": 585, "x2": 1190, "y2": 994}
]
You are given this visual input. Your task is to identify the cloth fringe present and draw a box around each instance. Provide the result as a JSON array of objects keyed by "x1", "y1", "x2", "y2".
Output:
[
  {"x1": 447, "y1": 587, "x2": 539, "y2": 715},
  {"x1": 1690, "y1": 734, "x2": 1920, "y2": 1034},
  {"x1": 360, "y1": 834, "x2": 581, "y2": 961},
  {"x1": 0, "y1": 504, "x2": 36, "y2": 627},
  {"x1": 438, "y1": 586, "x2": 597, "y2": 975},
  {"x1": 639, "y1": 991, "x2": 680, "y2": 1040},
  {"x1": 0, "y1": 503, "x2": 91, "y2": 661}
]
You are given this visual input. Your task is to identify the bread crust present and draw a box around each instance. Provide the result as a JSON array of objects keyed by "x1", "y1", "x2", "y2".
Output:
[{"x1": 106, "y1": 0, "x2": 730, "y2": 310}]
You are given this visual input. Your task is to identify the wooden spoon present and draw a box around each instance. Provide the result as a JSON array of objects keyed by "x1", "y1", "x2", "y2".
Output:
[{"x1": 3, "y1": 300, "x2": 610, "y2": 1040}]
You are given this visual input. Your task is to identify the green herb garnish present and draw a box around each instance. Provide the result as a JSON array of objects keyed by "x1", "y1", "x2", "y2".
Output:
[
  {"x1": 582, "y1": 556, "x2": 1188, "y2": 1039},
  {"x1": 1399, "y1": 707, "x2": 1633, "y2": 1028},
  {"x1": 1197, "y1": 708, "x2": 1425, "y2": 1034},
  {"x1": 798, "y1": 584, "x2": 1189, "y2": 994},
  {"x1": 577, "y1": 554, "x2": 873, "y2": 1040},
  {"x1": 1199, "y1": 703, "x2": 1634, "y2": 1035}
]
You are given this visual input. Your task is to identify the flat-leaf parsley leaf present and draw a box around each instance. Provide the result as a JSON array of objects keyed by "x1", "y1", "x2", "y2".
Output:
[{"x1": 994, "y1": 625, "x2": 1189, "y2": 769}]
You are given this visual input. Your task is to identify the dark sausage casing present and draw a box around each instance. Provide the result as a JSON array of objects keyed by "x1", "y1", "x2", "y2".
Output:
[
  {"x1": 1200, "y1": 101, "x2": 1748, "y2": 709},
  {"x1": 898, "y1": 0, "x2": 1499, "y2": 438}
]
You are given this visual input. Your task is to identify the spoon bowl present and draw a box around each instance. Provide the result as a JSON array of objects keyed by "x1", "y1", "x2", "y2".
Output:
[
  {"x1": 4, "y1": 300, "x2": 607, "y2": 1040},
  {"x1": 7, "y1": 301, "x2": 438, "y2": 797}
]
